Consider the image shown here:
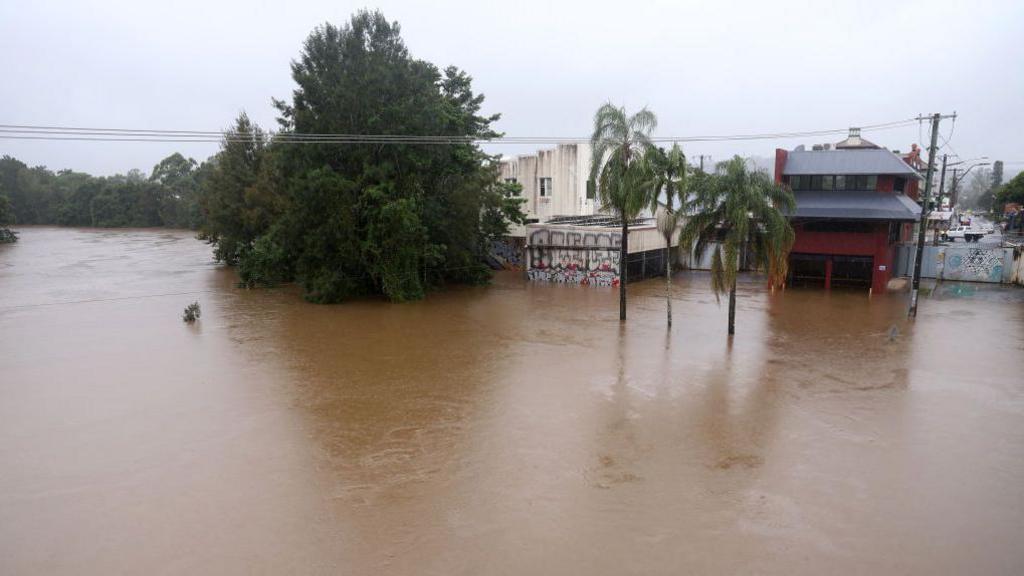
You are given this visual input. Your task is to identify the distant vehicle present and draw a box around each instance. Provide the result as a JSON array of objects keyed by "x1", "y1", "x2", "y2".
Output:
[
  {"x1": 943, "y1": 225, "x2": 985, "y2": 242},
  {"x1": 983, "y1": 223, "x2": 995, "y2": 234}
]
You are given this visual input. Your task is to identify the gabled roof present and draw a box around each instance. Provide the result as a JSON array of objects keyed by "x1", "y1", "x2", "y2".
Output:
[
  {"x1": 789, "y1": 191, "x2": 922, "y2": 221},
  {"x1": 784, "y1": 149, "x2": 921, "y2": 178}
]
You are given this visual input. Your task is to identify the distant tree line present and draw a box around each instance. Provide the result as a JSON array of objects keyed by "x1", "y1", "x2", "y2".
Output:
[{"x1": 0, "y1": 152, "x2": 207, "y2": 229}]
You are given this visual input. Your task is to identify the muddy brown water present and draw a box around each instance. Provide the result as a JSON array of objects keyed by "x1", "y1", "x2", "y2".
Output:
[{"x1": 2, "y1": 227, "x2": 1023, "y2": 574}]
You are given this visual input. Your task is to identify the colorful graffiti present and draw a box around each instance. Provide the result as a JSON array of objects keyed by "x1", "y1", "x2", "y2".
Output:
[
  {"x1": 942, "y1": 247, "x2": 1005, "y2": 282},
  {"x1": 527, "y1": 228, "x2": 622, "y2": 286}
]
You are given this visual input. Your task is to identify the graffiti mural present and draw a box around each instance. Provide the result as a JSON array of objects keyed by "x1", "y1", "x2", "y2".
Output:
[
  {"x1": 942, "y1": 247, "x2": 1006, "y2": 282},
  {"x1": 490, "y1": 239, "x2": 524, "y2": 269},
  {"x1": 527, "y1": 228, "x2": 622, "y2": 286}
]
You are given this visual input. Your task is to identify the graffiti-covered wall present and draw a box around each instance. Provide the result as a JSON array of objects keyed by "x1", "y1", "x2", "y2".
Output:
[
  {"x1": 894, "y1": 244, "x2": 1014, "y2": 283},
  {"x1": 527, "y1": 227, "x2": 622, "y2": 286}
]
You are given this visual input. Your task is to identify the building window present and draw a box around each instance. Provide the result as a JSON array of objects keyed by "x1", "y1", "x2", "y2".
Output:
[
  {"x1": 539, "y1": 177, "x2": 552, "y2": 197},
  {"x1": 894, "y1": 177, "x2": 906, "y2": 193},
  {"x1": 865, "y1": 175, "x2": 877, "y2": 191},
  {"x1": 504, "y1": 177, "x2": 518, "y2": 184},
  {"x1": 845, "y1": 175, "x2": 869, "y2": 190},
  {"x1": 586, "y1": 179, "x2": 596, "y2": 199},
  {"x1": 789, "y1": 175, "x2": 802, "y2": 190},
  {"x1": 822, "y1": 175, "x2": 834, "y2": 191},
  {"x1": 810, "y1": 175, "x2": 823, "y2": 190},
  {"x1": 835, "y1": 175, "x2": 846, "y2": 191}
]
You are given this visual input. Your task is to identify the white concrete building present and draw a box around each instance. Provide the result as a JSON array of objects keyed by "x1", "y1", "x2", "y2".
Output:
[{"x1": 499, "y1": 143, "x2": 599, "y2": 230}]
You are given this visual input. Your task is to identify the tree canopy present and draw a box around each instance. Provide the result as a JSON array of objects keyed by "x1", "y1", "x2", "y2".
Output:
[{"x1": 199, "y1": 10, "x2": 524, "y2": 303}]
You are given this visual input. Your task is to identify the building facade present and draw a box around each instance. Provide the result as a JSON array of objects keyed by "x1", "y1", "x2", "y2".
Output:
[
  {"x1": 500, "y1": 143, "x2": 677, "y2": 285},
  {"x1": 775, "y1": 129, "x2": 923, "y2": 293},
  {"x1": 498, "y1": 143, "x2": 599, "y2": 228}
]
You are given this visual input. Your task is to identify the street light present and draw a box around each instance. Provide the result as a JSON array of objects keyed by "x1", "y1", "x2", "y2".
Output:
[{"x1": 948, "y1": 161, "x2": 990, "y2": 209}]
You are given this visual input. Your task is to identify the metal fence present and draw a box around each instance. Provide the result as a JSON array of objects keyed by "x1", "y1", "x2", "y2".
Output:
[{"x1": 893, "y1": 243, "x2": 1019, "y2": 284}]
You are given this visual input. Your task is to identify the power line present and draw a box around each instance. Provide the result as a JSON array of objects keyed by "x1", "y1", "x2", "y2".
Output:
[{"x1": 0, "y1": 118, "x2": 921, "y2": 145}]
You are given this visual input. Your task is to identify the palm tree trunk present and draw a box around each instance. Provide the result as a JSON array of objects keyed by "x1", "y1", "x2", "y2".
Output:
[
  {"x1": 664, "y1": 244, "x2": 672, "y2": 328},
  {"x1": 727, "y1": 280, "x2": 736, "y2": 335},
  {"x1": 620, "y1": 220, "x2": 628, "y2": 322}
]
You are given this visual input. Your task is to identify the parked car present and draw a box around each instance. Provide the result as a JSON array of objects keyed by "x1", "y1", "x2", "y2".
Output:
[{"x1": 943, "y1": 225, "x2": 985, "y2": 242}]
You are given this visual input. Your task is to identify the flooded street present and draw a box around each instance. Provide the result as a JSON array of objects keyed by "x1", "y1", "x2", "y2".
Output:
[{"x1": 2, "y1": 227, "x2": 1023, "y2": 574}]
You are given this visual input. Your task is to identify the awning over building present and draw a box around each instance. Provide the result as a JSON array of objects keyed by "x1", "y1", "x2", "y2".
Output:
[
  {"x1": 790, "y1": 191, "x2": 922, "y2": 221},
  {"x1": 784, "y1": 149, "x2": 921, "y2": 178}
]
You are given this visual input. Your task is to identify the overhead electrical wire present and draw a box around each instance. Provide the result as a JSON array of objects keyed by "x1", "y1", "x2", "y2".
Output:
[{"x1": 0, "y1": 118, "x2": 921, "y2": 145}]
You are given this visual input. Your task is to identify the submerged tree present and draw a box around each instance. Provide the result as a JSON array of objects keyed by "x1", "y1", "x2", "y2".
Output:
[
  {"x1": 201, "y1": 9, "x2": 523, "y2": 303},
  {"x1": 198, "y1": 112, "x2": 273, "y2": 264},
  {"x1": 589, "y1": 103, "x2": 657, "y2": 322},
  {"x1": 649, "y1": 143, "x2": 688, "y2": 328},
  {"x1": 680, "y1": 156, "x2": 795, "y2": 335},
  {"x1": 0, "y1": 193, "x2": 16, "y2": 243}
]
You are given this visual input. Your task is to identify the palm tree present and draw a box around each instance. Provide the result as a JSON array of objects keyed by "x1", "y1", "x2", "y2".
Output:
[
  {"x1": 648, "y1": 143, "x2": 688, "y2": 328},
  {"x1": 680, "y1": 156, "x2": 795, "y2": 335},
  {"x1": 589, "y1": 103, "x2": 657, "y2": 322}
]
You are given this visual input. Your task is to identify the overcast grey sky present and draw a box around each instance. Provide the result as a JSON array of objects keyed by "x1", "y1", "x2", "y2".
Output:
[{"x1": 1, "y1": 0, "x2": 1022, "y2": 176}]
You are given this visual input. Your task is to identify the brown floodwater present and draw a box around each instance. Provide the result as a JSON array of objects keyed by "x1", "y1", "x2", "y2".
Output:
[{"x1": 2, "y1": 226, "x2": 1023, "y2": 574}]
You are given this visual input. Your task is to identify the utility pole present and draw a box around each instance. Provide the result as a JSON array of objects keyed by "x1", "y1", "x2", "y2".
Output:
[
  {"x1": 697, "y1": 154, "x2": 709, "y2": 173},
  {"x1": 909, "y1": 113, "x2": 953, "y2": 318},
  {"x1": 950, "y1": 168, "x2": 960, "y2": 210},
  {"x1": 934, "y1": 154, "x2": 948, "y2": 245}
]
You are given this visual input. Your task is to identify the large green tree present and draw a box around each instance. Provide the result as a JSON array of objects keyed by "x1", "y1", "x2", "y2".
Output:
[
  {"x1": 207, "y1": 9, "x2": 522, "y2": 303},
  {"x1": 589, "y1": 103, "x2": 657, "y2": 322},
  {"x1": 198, "y1": 112, "x2": 274, "y2": 264},
  {"x1": 680, "y1": 156, "x2": 795, "y2": 335}
]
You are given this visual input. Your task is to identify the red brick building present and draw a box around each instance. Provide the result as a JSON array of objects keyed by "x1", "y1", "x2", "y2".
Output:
[{"x1": 775, "y1": 129, "x2": 922, "y2": 293}]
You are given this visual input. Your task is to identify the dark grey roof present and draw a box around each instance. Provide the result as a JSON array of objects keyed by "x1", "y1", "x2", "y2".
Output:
[
  {"x1": 783, "y1": 149, "x2": 921, "y2": 177},
  {"x1": 789, "y1": 191, "x2": 922, "y2": 221}
]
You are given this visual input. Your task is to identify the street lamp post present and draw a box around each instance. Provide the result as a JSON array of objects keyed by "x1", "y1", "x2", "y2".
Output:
[{"x1": 945, "y1": 158, "x2": 989, "y2": 212}]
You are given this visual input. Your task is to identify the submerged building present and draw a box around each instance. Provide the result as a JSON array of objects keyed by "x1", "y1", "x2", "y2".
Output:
[
  {"x1": 775, "y1": 129, "x2": 923, "y2": 292},
  {"x1": 499, "y1": 144, "x2": 677, "y2": 285}
]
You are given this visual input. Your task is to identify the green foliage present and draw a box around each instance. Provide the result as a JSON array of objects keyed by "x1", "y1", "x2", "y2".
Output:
[
  {"x1": 648, "y1": 143, "x2": 689, "y2": 326},
  {"x1": 588, "y1": 102, "x2": 658, "y2": 321},
  {"x1": 996, "y1": 170, "x2": 1024, "y2": 207},
  {"x1": 237, "y1": 227, "x2": 291, "y2": 288},
  {"x1": 182, "y1": 301, "x2": 201, "y2": 323},
  {"x1": 197, "y1": 112, "x2": 275, "y2": 264},
  {"x1": 589, "y1": 103, "x2": 658, "y2": 222},
  {"x1": 200, "y1": 10, "x2": 523, "y2": 304},
  {"x1": 0, "y1": 153, "x2": 206, "y2": 230},
  {"x1": 0, "y1": 192, "x2": 15, "y2": 243},
  {"x1": 680, "y1": 156, "x2": 795, "y2": 333}
]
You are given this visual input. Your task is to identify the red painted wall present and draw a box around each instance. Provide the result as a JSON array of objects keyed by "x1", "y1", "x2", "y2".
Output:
[{"x1": 790, "y1": 222, "x2": 895, "y2": 293}]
